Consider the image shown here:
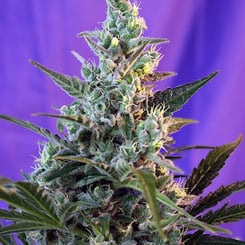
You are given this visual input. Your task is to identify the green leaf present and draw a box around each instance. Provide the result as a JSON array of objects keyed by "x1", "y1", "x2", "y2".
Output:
[
  {"x1": 73, "y1": 174, "x2": 107, "y2": 188},
  {"x1": 190, "y1": 180, "x2": 245, "y2": 216},
  {"x1": 188, "y1": 234, "x2": 245, "y2": 245},
  {"x1": 147, "y1": 153, "x2": 183, "y2": 173},
  {"x1": 200, "y1": 203, "x2": 245, "y2": 225},
  {"x1": 0, "y1": 222, "x2": 59, "y2": 236},
  {"x1": 155, "y1": 191, "x2": 230, "y2": 235},
  {"x1": 44, "y1": 161, "x2": 87, "y2": 182},
  {"x1": 0, "y1": 114, "x2": 77, "y2": 152},
  {"x1": 119, "y1": 41, "x2": 149, "y2": 78},
  {"x1": 17, "y1": 233, "x2": 30, "y2": 245},
  {"x1": 0, "y1": 236, "x2": 17, "y2": 245},
  {"x1": 117, "y1": 112, "x2": 134, "y2": 141},
  {"x1": 30, "y1": 60, "x2": 85, "y2": 99},
  {"x1": 185, "y1": 203, "x2": 230, "y2": 242},
  {"x1": 148, "y1": 71, "x2": 218, "y2": 116},
  {"x1": 15, "y1": 182, "x2": 60, "y2": 222},
  {"x1": 54, "y1": 156, "x2": 114, "y2": 179},
  {"x1": 124, "y1": 178, "x2": 230, "y2": 237},
  {"x1": 32, "y1": 112, "x2": 85, "y2": 125},
  {"x1": 132, "y1": 169, "x2": 168, "y2": 243},
  {"x1": 0, "y1": 179, "x2": 60, "y2": 225},
  {"x1": 185, "y1": 135, "x2": 242, "y2": 195},
  {"x1": 0, "y1": 208, "x2": 45, "y2": 223},
  {"x1": 114, "y1": 159, "x2": 132, "y2": 182},
  {"x1": 79, "y1": 33, "x2": 111, "y2": 57},
  {"x1": 0, "y1": 225, "x2": 17, "y2": 245},
  {"x1": 127, "y1": 37, "x2": 169, "y2": 52},
  {"x1": 120, "y1": 193, "x2": 140, "y2": 217}
]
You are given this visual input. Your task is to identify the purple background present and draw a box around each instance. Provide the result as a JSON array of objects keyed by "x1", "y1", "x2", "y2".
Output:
[{"x1": 0, "y1": 0, "x2": 245, "y2": 240}]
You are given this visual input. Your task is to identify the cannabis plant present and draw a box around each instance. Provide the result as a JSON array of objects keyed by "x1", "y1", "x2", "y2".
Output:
[{"x1": 0, "y1": 0, "x2": 245, "y2": 244}]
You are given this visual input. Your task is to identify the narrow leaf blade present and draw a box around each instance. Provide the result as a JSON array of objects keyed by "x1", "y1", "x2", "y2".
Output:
[
  {"x1": 30, "y1": 60, "x2": 85, "y2": 99},
  {"x1": 142, "y1": 71, "x2": 176, "y2": 83},
  {"x1": 200, "y1": 203, "x2": 245, "y2": 225},
  {"x1": 124, "y1": 179, "x2": 230, "y2": 235},
  {"x1": 0, "y1": 179, "x2": 60, "y2": 225},
  {"x1": 15, "y1": 182, "x2": 60, "y2": 222},
  {"x1": 0, "y1": 114, "x2": 77, "y2": 152},
  {"x1": 0, "y1": 209, "x2": 43, "y2": 223},
  {"x1": 133, "y1": 169, "x2": 168, "y2": 243},
  {"x1": 0, "y1": 222, "x2": 60, "y2": 236},
  {"x1": 190, "y1": 180, "x2": 245, "y2": 216},
  {"x1": 190, "y1": 234, "x2": 245, "y2": 245},
  {"x1": 149, "y1": 71, "x2": 218, "y2": 116},
  {"x1": 185, "y1": 136, "x2": 242, "y2": 195}
]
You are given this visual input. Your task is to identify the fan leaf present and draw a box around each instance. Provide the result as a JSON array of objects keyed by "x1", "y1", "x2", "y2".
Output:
[
  {"x1": 0, "y1": 114, "x2": 77, "y2": 152},
  {"x1": 0, "y1": 179, "x2": 60, "y2": 225},
  {"x1": 124, "y1": 179, "x2": 230, "y2": 235},
  {"x1": 0, "y1": 209, "x2": 46, "y2": 224},
  {"x1": 0, "y1": 234, "x2": 17, "y2": 245},
  {"x1": 190, "y1": 180, "x2": 245, "y2": 216},
  {"x1": 15, "y1": 182, "x2": 60, "y2": 222},
  {"x1": 0, "y1": 222, "x2": 60, "y2": 236},
  {"x1": 54, "y1": 156, "x2": 114, "y2": 179},
  {"x1": 148, "y1": 71, "x2": 218, "y2": 116},
  {"x1": 44, "y1": 160, "x2": 88, "y2": 182},
  {"x1": 185, "y1": 135, "x2": 242, "y2": 195},
  {"x1": 188, "y1": 234, "x2": 245, "y2": 245},
  {"x1": 30, "y1": 60, "x2": 85, "y2": 99},
  {"x1": 200, "y1": 203, "x2": 245, "y2": 225}
]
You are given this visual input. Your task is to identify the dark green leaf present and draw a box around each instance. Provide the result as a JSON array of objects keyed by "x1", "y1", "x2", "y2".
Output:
[
  {"x1": 73, "y1": 174, "x2": 107, "y2": 188},
  {"x1": 54, "y1": 156, "x2": 114, "y2": 179},
  {"x1": 0, "y1": 179, "x2": 60, "y2": 225},
  {"x1": 0, "y1": 222, "x2": 60, "y2": 236},
  {"x1": 200, "y1": 203, "x2": 245, "y2": 225},
  {"x1": 185, "y1": 136, "x2": 242, "y2": 195},
  {"x1": 120, "y1": 193, "x2": 140, "y2": 217},
  {"x1": 15, "y1": 182, "x2": 60, "y2": 222},
  {"x1": 0, "y1": 208, "x2": 44, "y2": 223},
  {"x1": 133, "y1": 169, "x2": 168, "y2": 243},
  {"x1": 148, "y1": 71, "x2": 218, "y2": 116},
  {"x1": 127, "y1": 37, "x2": 169, "y2": 53},
  {"x1": 0, "y1": 224, "x2": 17, "y2": 245},
  {"x1": 0, "y1": 236, "x2": 17, "y2": 245},
  {"x1": 124, "y1": 178, "x2": 230, "y2": 237},
  {"x1": 155, "y1": 190, "x2": 229, "y2": 235},
  {"x1": 30, "y1": 60, "x2": 85, "y2": 99},
  {"x1": 17, "y1": 233, "x2": 30, "y2": 245},
  {"x1": 0, "y1": 182, "x2": 49, "y2": 221},
  {"x1": 0, "y1": 114, "x2": 77, "y2": 152},
  {"x1": 190, "y1": 180, "x2": 245, "y2": 216},
  {"x1": 32, "y1": 112, "x2": 84, "y2": 124},
  {"x1": 186, "y1": 234, "x2": 245, "y2": 245},
  {"x1": 44, "y1": 161, "x2": 86, "y2": 182},
  {"x1": 117, "y1": 112, "x2": 134, "y2": 141}
]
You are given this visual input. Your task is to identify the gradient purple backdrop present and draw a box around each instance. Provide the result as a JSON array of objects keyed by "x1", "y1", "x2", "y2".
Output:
[{"x1": 0, "y1": 0, "x2": 245, "y2": 240}]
